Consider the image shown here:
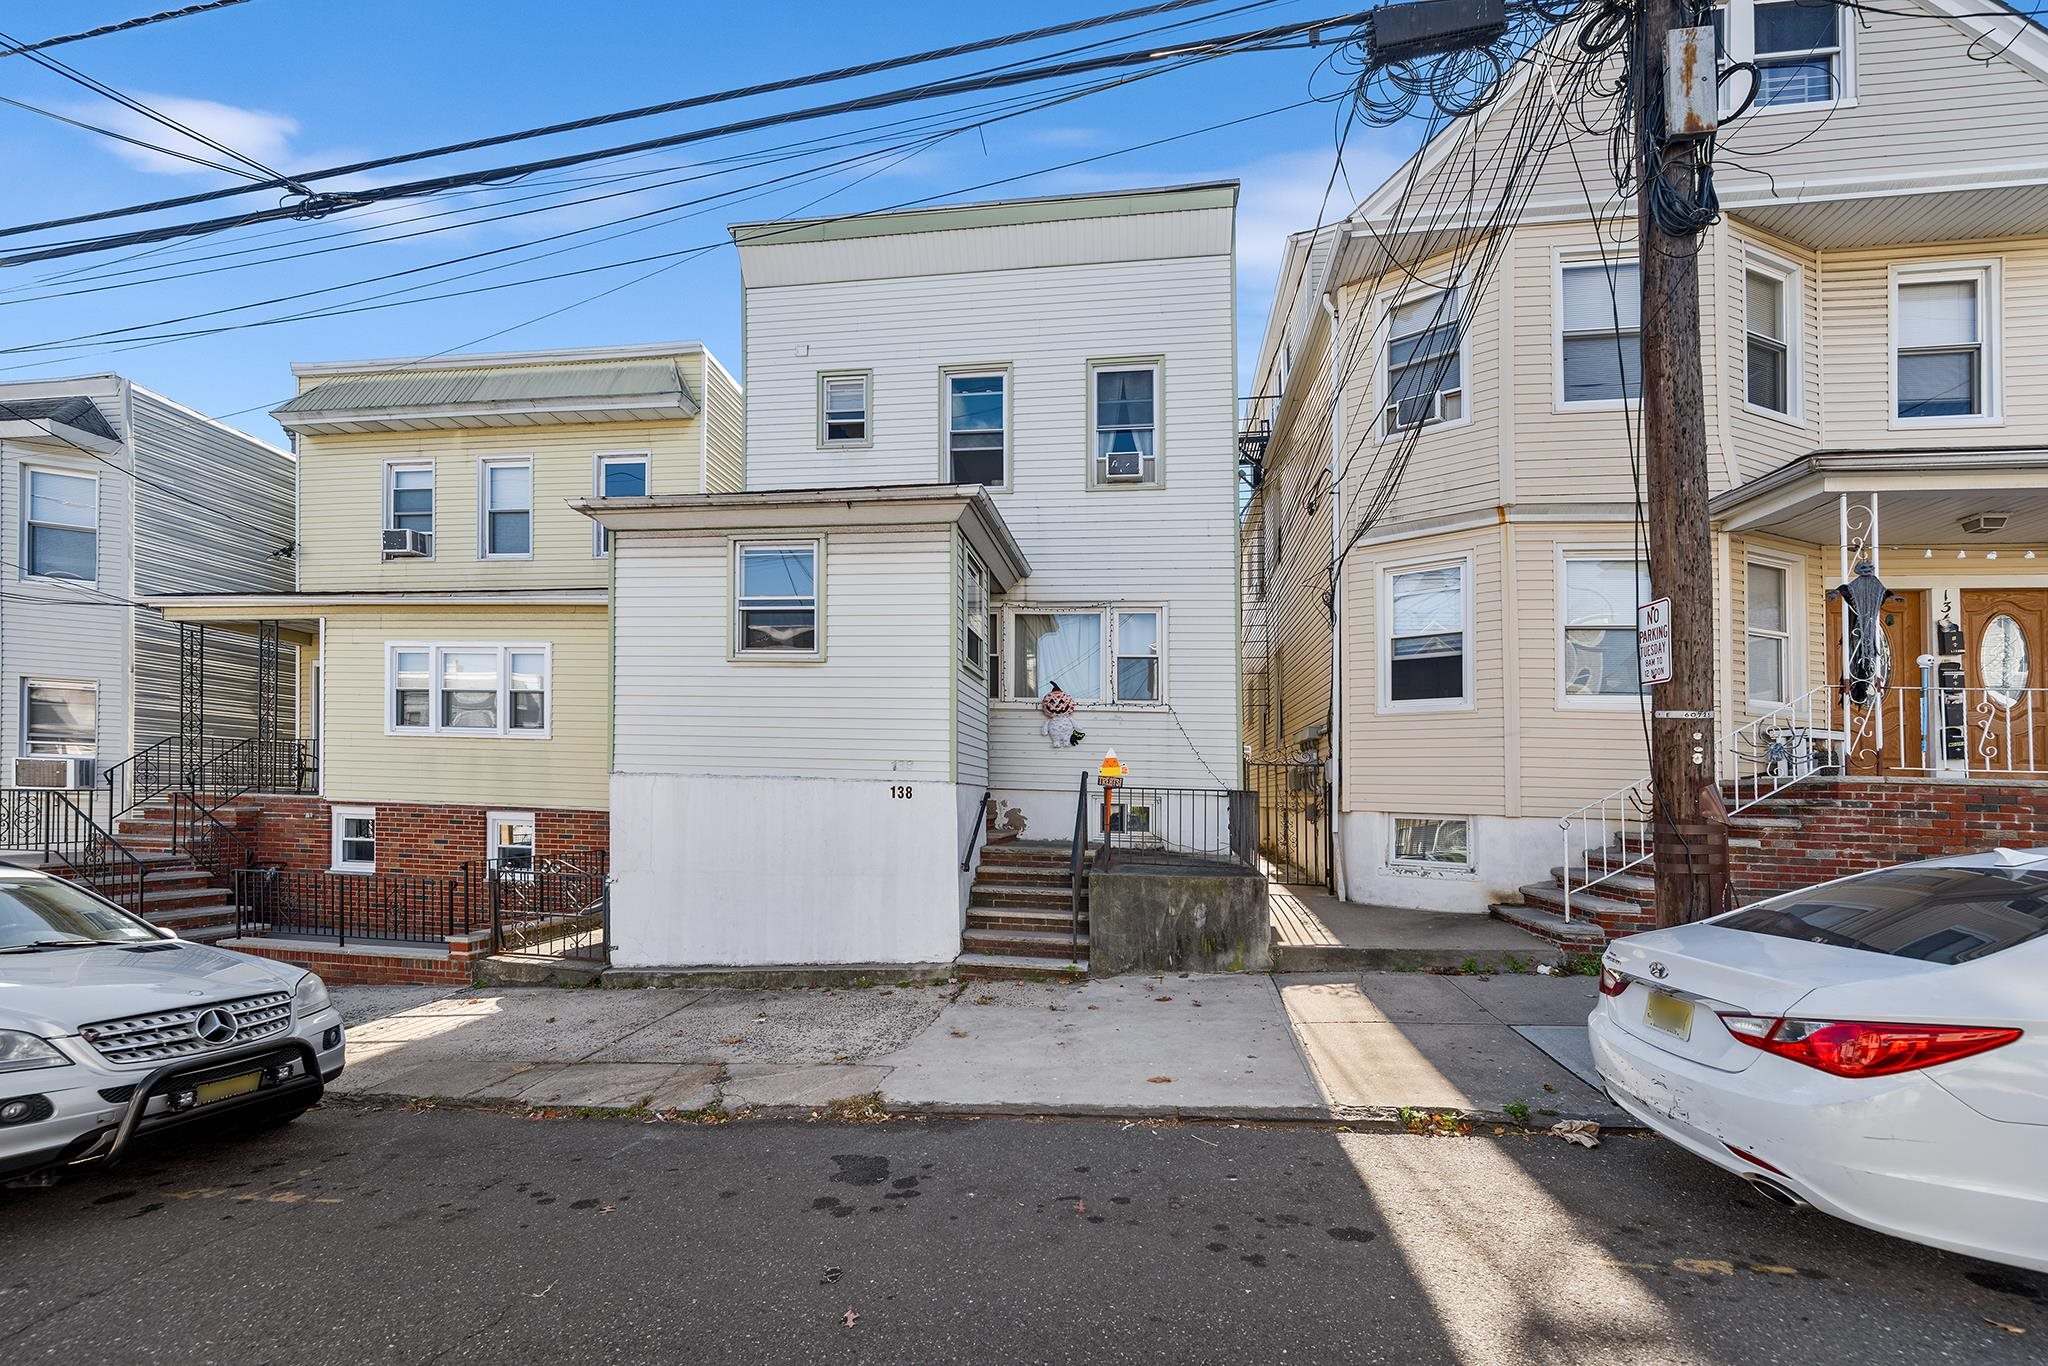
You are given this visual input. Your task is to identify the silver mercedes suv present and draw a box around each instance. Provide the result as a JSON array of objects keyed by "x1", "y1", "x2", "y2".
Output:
[{"x1": 0, "y1": 867, "x2": 346, "y2": 1185}]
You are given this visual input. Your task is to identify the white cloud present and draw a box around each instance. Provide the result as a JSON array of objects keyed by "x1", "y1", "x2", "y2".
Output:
[{"x1": 73, "y1": 93, "x2": 300, "y2": 177}]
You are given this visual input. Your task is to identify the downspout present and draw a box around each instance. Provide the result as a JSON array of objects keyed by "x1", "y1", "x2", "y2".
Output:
[{"x1": 1321, "y1": 290, "x2": 1350, "y2": 903}]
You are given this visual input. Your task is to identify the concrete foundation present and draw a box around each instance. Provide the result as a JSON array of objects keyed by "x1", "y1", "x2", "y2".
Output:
[{"x1": 1086, "y1": 851, "x2": 1269, "y2": 977}]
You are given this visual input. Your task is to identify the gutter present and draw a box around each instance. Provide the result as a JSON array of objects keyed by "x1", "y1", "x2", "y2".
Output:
[{"x1": 1322, "y1": 291, "x2": 1350, "y2": 904}]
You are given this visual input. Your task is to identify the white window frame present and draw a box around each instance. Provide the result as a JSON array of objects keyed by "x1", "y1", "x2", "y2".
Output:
[
  {"x1": 331, "y1": 806, "x2": 377, "y2": 874},
  {"x1": 1716, "y1": 0, "x2": 1856, "y2": 116},
  {"x1": 487, "y1": 809, "x2": 537, "y2": 870},
  {"x1": 1890, "y1": 260, "x2": 2002, "y2": 429},
  {"x1": 382, "y1": 460, "x2": 436, "y2": 558},
  {"x1": 1557, "y1": 549, "x2": 1653, "y2": 711},
  {"x1": 1377, "y1": 552, "x2": 1476, "y2": 715},
  {"x1": 818, "y1": 371, "x2": 872, "y2": 449},
  {"x1": 21, "y1": 678, "x2": 97, "y2": 758},
  {"x1": 1554, "y1": 251, "x2": 1642, "y2": 411},
  {"x1": 1742, "y1": 251, "x2": 1802, "y2": 423},
  {"x1": 1377, "y1": 280, "x2": 1469, "y2": 437},
  {"x1": 996, "y1": 604, "x2": 1168, "y2": 709},
  {"x1": 940, "y1": 366, "x2": 1011, "y2": 491},
  {"x1": 1743, "y1": 552, "x2": 1802, "y2": 710},
  {"x1": 1386, "y1": 814, "x2": 1476, "y2": 877},
  {"x1": 21, "y1": 464, "x2": 98, "y2": 585},
  {"x1": 961, "y1": 549, "x2": 989, "y2": 677},
  {"x1": 591, "y1": 451, "x2": 650, "y2": 558},
  {"x1": 732, "y1": 537, "x2": 824, "y2": 661},
  {"x1": 383, "y1": 642, "x2": 553, "y2": 739},
  {"x1": 1087, "y1": 358, "x2": 1162, "y2": 488},
  {"x1": 477, "y1": 455, "x2": 534, "y2": 560}
]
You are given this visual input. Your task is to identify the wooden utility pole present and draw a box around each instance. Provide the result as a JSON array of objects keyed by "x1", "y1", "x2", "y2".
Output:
[{"x1": 1633, "y1": 0, "x2": 1731, "y2": 926}]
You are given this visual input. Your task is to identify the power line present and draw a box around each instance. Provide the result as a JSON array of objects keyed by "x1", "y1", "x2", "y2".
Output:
[
  {"x1": 0, "y1": 92, "x2": 270, "y2": 180},
  {"x1": 0, "y1": 2, "x2": 257, "y2": 57},
  {"x1": 0, "y1": 6, "x2": 1369, "y2": 264}
]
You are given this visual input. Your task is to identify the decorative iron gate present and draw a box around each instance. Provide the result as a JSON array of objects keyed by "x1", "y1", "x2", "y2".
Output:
[
  {"x1": 1245, "y1": 758, "x2": 1331, "y2": 889},
  {"x1": 479, "y1": 854, "x2": 610, "y2": 963}
]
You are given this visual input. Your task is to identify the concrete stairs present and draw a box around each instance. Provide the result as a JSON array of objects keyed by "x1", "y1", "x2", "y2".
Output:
[
  {"x1": 66, "y1": 803, "x2": 251, "y2": 943},
  {"x1": 956, "y1": 840, "x2": 1090, "y2": 980}
]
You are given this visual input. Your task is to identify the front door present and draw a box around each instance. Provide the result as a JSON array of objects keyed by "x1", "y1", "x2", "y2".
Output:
[
  {"x1": 1961, "y1": 590, "x2": 2048, "y2": 775},
  {"x1": 1833, "y1": 588, "x2": 1925, "y2": 776}
]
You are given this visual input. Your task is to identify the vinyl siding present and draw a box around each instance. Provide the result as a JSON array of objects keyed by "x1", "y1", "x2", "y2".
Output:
[
  {"x1": 955, "y1": 530, "x2": 990, "y2": 789},
  {"x1": 612, "y1": 526, "x2": 955, "y2": 781},
  {"x1": 318, "y1": 603, "x2": 609, "y2": 810},
  {"x1": 1721, "y1": 224, "x2": 1823, "y2": 483},
  {"x1": 701, "y1": 355, "x2": 745, "y2": 493}
]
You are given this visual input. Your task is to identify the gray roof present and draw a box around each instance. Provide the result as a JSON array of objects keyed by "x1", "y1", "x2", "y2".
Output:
[
  {"x1": 0, "y1": 395, "x2": 117, "y2": 441},
  {"x1": 273, "y1": 360, "x2": 696, "y2": 420}
]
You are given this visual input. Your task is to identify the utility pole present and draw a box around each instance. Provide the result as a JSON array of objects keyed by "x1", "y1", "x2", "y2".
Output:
[{"x1": 1632, "y1": 0, "x2": 1731, "y2": 926}]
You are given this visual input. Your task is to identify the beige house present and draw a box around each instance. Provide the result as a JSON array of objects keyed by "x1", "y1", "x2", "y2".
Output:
[{"x1": 1242, "y1": 0, "x2": 2048, "y2": 925}]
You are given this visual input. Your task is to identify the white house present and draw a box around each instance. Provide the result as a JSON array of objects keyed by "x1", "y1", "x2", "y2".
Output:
[{"x1": 586, "y1": 181, "x2": 1244, "y2": 970}]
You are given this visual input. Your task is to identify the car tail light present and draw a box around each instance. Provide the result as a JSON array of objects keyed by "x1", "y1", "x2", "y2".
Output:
[
  {"x1": 1597, "y1": 965, "x2": 1628, "y2": 997},
  {"x1": 1716, "y1": 1015, "x2": 2021, "y2": 1078}
]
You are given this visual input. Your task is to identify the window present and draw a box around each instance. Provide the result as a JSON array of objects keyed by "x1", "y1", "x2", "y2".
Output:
[
  {"x1": 1005, "y1": 607, "x2": 1163, "y2": 704},
  {"x1": 1562, "y1": 556, "x2": 1652, "y2": 700},
  {"x1": 962, "y1": 552, "x2": 989, "y2": 674},
  {"x1": 386, "y1": 644, "x2": 551, "y2": 737},
  {"x1": 1384, "y1": 287, "x2": 1463, "y2": 433},
  {"x1": 592, "y1": 453, "x2": 648, "y2": 556},
  {"x1": 1896, "y1": 269, "x2": 1993, "y2": 421},
  {"x1": 735, "y1": 541, "x2": 819, "y2": 656},
  {"x1": 22, "y1": 680, "x2": 95, "y2": 756},
  {"x1": 986, "y1": 610, "x2": 1002, "y2": 701},
  {"x1": 819, "y1": 373, "x2": 870, "y2": 446},
  {"x1": 480, "y1": 457, "x2": 532, "y2": 557},
  {"x1": 488, "y1": 811, "x2": 536, "y2": 871},
  {"x1": 1559, "y1": 260, "x2": 1641, "y2": 405},
  {"x1": 1391, "y1": 817, "x2": 1471, "y2": 868},
  {"x1": 1092, "y1": 364, "x2": 1158, "y2": 484},
  {"x1": 1744, "y1": 266, "x2": 1793, "y2": 415},
  {"x1": 945, "y1": 370, "x2": 1007, "y2": 486},
  {"x1": 23, "y1": 468, "x2": 96, "y2": 582},
  {"x1": 332, "y1": 808, "x2": 376, "y2": 873},
  {"x1": 1753, "y1": 0, "x2": 1843, "y2": 108},
  {"x1": 1746, "y1": 559, "x2": 1792, "y2": 706},
  {"x1": 385, "y1": 462, "x2": 435, "y2": 543},
  {"x1": 1384, "y1": 561, "x2": 1469, "y2": 708}
]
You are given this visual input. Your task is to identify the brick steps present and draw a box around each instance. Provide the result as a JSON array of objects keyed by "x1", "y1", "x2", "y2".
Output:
[
  {"x1": 953, "y1": 952, "x2": 1086, "y2": 980},
  {"x1": 1488, "y1": 901, "x2": 1608, "y2": 952},
  {"x1": 959, "y1": 841, "x2": 1090, "y2": 977},
  {"x1": 969, "y1": 880, "x2": 1074, "y2": 910}
]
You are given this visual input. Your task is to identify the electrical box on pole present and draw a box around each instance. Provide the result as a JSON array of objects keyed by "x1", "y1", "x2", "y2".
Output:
[
  {"x1": 1663, "y1": 27, "x2": 1720, "y2": 139},
  {"x1": 1368, "y1": 0, "x2": 1509, "y2": 64}
]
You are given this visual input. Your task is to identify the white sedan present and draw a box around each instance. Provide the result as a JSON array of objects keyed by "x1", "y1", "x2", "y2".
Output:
[{"x1": 1588, "y1": 848, "x2": 2048, "y2": 1273}]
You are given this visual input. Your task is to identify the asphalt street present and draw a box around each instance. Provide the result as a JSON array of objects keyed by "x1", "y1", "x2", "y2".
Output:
[{"x1": 1, "y1": 1103, "x2": 2041, "y2": 1364}]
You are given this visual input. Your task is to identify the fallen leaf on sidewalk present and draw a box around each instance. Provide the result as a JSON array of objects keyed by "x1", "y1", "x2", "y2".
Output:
[
  {"x1": 1147, "y1": 1076, "x2": 1173, "y2": 1084},
  {"x1": 1549, "y1": 1120, "x2": 1602, "y2": 1148},
  {"x1": 841, "y1": 1308, "x2": 860, "y2": 1329},
  {"x1": 720, "y1": 1036, "x2": 745, "y2": 1046},
  {"x1": 1075, "y1": 1200, "x2": 1088, "y2": 1214},
  {"x1": 1985, "y1": 1319, "x2": 2026, "y2": 1335},
  {"x1": 1191, "y1": 1001, "x2": 1202, "y2": 1008},
  {"x1": 949, "y1": 1029, "x2": 969, "y2": 1038},
  {"x1": 1155, "y1": 996, "x2": 1173, "y2": 1003},
  {"x1": 974, "y1": 995, "x2": 996, "y2": 1006}
]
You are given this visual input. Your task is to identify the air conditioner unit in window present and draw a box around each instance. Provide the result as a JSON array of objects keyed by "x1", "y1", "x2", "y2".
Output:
[
  {"x1": 382, "y1": 528, "x2": 433, "y2": 558},
  {"x1": 13, "y1": 756, "x2": 91, "y2": 789},
  {"x1": 1384, "y1": 390, "x2": 1441, "y2": 433},
  {"x1": 1103, "y1": 451, "x2": 1146, "y2": 481}
]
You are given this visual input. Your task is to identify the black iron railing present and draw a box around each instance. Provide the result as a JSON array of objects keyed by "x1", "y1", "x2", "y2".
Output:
[
  {"x1": 959, "y1": 790, "x2": 993, "y2": 872},
  {"x1": 46, "y1": 791, "x2": 150, "y2": 917},
  {"x1": 1102, "y1": 786, "x2": 1258, "y2": 869},
  {"x1": 101, "y1": 736, "x2": 179, "y2": 824},
  {"x1": 234, "y1": 867, "x2": 477, "y2": 947},
  {"x1": 105, "y1": 735, "x2": 319, "y2": 822},
  {"x1": 171, "y1": 790, "x2": 256, "y2": 887},
  {"x1": 1068, "y1": 772, "x2": 1091, "y2": 961},
  {"x1": 470, "y1": 853, "x2": 610, "y2": 962}
]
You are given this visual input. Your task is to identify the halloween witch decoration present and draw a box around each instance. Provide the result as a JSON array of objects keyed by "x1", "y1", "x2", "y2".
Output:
[
  {"x1": 1039, "y1": 682, "x2": 1085, "y2": 748},
  {"x1": 1828, "y1": 560, "x2": 1903, "y2": 706}
]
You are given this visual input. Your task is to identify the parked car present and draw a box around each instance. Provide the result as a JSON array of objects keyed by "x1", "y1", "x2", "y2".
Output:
[
  {"x1": 1589, "y1": 848, "x2": 2047, "y2": 1274},
  {"x1": 0, "y1": 867, "x2": 345, "y2": 1186}
]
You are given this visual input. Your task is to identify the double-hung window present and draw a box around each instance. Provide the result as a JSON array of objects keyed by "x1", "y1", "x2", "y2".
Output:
[
  {"x1": 1562, "y1": 556, "x2": 1652, "y2": 701},
  {"x1": 385, "y1": 462, "x2": 435, "y2": 550},
  {"x1": 1383, "y1": 561, "x2": 1469, "y2": 708},
  {"x1": 1714, "y1": 1, "x2": 1848, "y2": 111},
  {"x1": 331, "y1": 808, "x2": 376, "y2": 873},
  {"x1": 592, "y1": 453, "x2": 649, "y2": 556},
  {"x1": 735, "y1": 541, "x2": 820, "y2": 656},
  {"x1": 1092, "y1": 364, "x2": 1158, "y2": 484},
  {"x1": 1744, "y1": 264, "x2": 1795, "y2": 416},
  {"x1": 820, "y1": 373, "x2": 870, "y2": 446},
  {"x1": 22, "y1": 680, "x2": 96, "y2": 756},
  {"x1": 488, "y1": 811, "x2": 537, "y2": 871},
  {"x1": 480, "y1": 457, "x2": 533, "y2": 558},
  {"x1": 1007, "y1": 606, "x2": 1163, "y2": 704},
  {"x1": 23, "y1": 468, "x2": 96, "y2": 582},
  {"x1": 1896, "y1": 267, "x2": 1994, "y2": 421},
  {"x1": 962, "y1": 552, "x2": 989, "y2": 674},
  {"x1": 1384, "y1": 287, "x2": 1463, "y2": 433},
  {"x1": 1558, "y1": 260, "x2": 1641, "y2": 405},
  {"x1": 388, "y1": 644, "x2": 550, "y2": 737},
  {"x1": 1746, "y1": 559, "x2": 1792, "y2": 706},
  {"x1": 945, "y1": 370, "x2": 1007, "y2": 486}
]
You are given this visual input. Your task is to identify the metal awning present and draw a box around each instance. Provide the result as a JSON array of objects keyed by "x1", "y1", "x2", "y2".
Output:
[
  {"x1": 272, "y1": 360, "x2": 698, "y2": 434},
  {"x1": 1712, "y1": 448, "x2": 2048, "y2": 546}
]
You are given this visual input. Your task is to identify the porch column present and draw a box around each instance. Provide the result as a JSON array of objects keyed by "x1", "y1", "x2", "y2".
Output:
[
  {"x1": 177, "y1": 622, "x2": 205, "y2": 785},
  {"x1": 256, "y1": 619, "x2": 280, "y2": 790}
]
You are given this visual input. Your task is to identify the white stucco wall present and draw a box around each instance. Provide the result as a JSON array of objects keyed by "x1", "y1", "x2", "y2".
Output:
[
  {"x1": 610, "y1": 771, "x2": 965, "y2": 967},
  {"x1": 1339, "y1": 812, "x2": 1559, "y2": 915}
]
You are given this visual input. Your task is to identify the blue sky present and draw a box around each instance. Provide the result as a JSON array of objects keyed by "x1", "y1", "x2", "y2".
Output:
[{"x1": 0, "y1": 0, "x2": 1418, "y2": 444}]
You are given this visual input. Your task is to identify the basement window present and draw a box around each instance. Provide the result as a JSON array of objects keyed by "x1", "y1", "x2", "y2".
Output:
[
  {"x1": 331, "y1": 808, "x2": 376, "y2": 874},
  {"x1": 1390, "y1": 816, "x2": 1472, "y2": 870}
]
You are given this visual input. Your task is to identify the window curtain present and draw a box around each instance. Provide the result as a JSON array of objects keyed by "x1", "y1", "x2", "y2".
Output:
[{"x1": 1013, "y1": 612, "x2": 1103, "y2": 700}]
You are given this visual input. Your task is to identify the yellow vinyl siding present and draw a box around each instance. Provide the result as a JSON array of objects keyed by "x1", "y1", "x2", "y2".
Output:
[{"x1": 318, "y1": 604, "x2": 610, "y2": 810}]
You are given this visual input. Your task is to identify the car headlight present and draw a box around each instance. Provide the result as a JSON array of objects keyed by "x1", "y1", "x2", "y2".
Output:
[
  {"x1": 294, "y1": 972, "x2": 332, "y2": 1017},
  {"x1": 0, "y1": 1030, "x2": 68, "y2": 1074}
]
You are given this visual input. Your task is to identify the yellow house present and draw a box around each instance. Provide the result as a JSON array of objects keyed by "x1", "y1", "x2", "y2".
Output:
[{"x1": 153, "y1": 342, "x2": 740, "y2": 877}]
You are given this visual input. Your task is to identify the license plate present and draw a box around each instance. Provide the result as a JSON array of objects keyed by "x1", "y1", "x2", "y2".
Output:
[
  {"x1": 195, "y1": 1071, "x2": 263, "y2": 1106},
  {"x1": 1643, "y1": 990, "x2": 1694, "y2": 1041}
]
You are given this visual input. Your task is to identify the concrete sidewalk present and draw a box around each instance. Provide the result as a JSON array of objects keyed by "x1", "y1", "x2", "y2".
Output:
[{"x1": 328, "y1": 968, "x2": 1627, "y2": 1126}]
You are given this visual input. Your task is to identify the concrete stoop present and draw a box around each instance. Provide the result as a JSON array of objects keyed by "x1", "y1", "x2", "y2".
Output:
[
  {"x1": 1488, "y1": 901, "x2": 1610, "y2": 953},
  {"x1": 475, "y1": 954, "x2": 606, "y2": 988}
]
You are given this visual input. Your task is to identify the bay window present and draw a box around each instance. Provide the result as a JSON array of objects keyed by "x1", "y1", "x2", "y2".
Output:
[
  {"x1": 387, "y1": 643, "x2": 551, "y2": 737},
  {"x1": 1562, "y1": 556, "x2": 1652, "y2": 701}
]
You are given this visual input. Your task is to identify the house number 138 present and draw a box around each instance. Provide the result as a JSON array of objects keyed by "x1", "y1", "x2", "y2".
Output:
[{"x1": 890, "y1": 784, "x2": 914, "y2": 799}]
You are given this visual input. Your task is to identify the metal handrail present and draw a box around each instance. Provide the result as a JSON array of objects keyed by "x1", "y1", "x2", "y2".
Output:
[
  {"x1": 1068, "y1": 771, "x2": 1090, "y2": 962},
  {"x1": 47, "y1": 790, "x2": 150, "y2": 918},
  {"x1": 1556, "y1": 778, "x2": 1654, "y2": 925},
  {"x1": 170, "y1": 790, "x2": 256, "y2": 886},
  {"x1": 1720, "y1": 686, "x2": 1841, "y2": 814},
  {"x1": 958, "y1": 790, "x2": 993, "y2": 872},
  {"x1": 102, "y1": 735, "x2": 179, "y2": 823}
]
